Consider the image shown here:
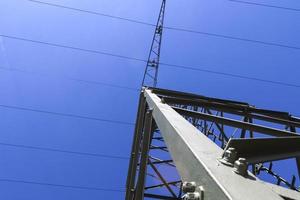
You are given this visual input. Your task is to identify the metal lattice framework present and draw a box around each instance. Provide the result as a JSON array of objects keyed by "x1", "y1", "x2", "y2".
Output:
[
  {"x1": 141, "y1": 0, "x2": 166, "y2": 87},
  {"x1": 125, "y1": 87, "x2": 300, "y2": 200}
]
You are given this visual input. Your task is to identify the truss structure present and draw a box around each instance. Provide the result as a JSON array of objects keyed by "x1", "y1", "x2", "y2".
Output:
[
  {"x1": 125, "y1": 87, "x2": 300, "y2": 200},
  {"x1": 141, "y1": 0, "x2": 166, "y2": 87}
]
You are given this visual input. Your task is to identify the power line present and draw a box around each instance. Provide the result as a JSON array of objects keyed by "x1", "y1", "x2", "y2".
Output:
[
  {"x1": 26, "y1": 0, "x2": 300, "y2": 50},
  {"x1": 28, "y1": 0, "x2": 155, "y2": 27},
  {"x1": 160, "y1": 62, "x2": 300, "y2": 88},
  {"x1": 1, "y1": 34, "x2": 300, "y2": 88},
  {"x1": 0, "y1": 66, "x2": 139, "y2": 92},
  {"x1": 0, "y1": 178, "x2": 125, "y2": 192},
  {"x1": 228, "y1": 0, "x2": 300, "y2": 12},
  {"x1": 0, "y1": 104, "x2": 135, "y2": 126},
  {"x1": 0, "y1": 142, "x2": 129, "y2": 160},
  {"x1": 164, "y1": 26, "x2": 300, "y2": 50},
  {"x1": 0, "y1": 34, "x2": 147, "y2": 63}
]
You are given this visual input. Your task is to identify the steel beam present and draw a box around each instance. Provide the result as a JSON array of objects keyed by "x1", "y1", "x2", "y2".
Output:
[
  {"x1": 135, "y1": 109, "x2": 154, "y2": 199},
  {"x1": 144, "y1": 89, "x2": 289, "y2": 200},
  {"x1": 150, "y1": 87, "x2": 250, "y2": 106},
  {"x1": 173, "y1": 107, "x2": 298, "y2": 137},
  {"x1": 144, "y1": 193, "x2": 181, "y2": 200},
  {"x1": 152, "y1": 88, "x2": 300, "y2": 123},
  {"x1": 148, "y1": 159, "x2": 177, "y2": 197},
  {"x1": 145, "y1": 181, "x2": 181, "y2": 190},
  {"x1": 223, "y1": 137, "x2": 300, "y2": 164},
  {"x1": 163, "y1": 95, "x2": 300, "y2": 128},
  {"x1": 125, "y1": 93, "x2": 147, "y2": 200}
]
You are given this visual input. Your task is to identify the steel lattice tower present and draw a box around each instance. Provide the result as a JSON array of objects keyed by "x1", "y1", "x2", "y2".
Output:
[
  {"x1": 125, "y1": 87, "x2": 300, "y2": 200},
  {"x1": 129, "y1": 1, "x2": 300, "y2": 199},
  {"x1": 141, "y1": 0, "x2": 166, "y2": 87}
]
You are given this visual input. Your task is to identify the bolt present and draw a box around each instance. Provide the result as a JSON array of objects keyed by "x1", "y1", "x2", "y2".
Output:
[
  {"x1": 233, "y1": 158, "x2": 248, "y2": 176},
  {"x1": 220, "y1": 147, "x2": 237, "y2": 166},
  {"x1": 182, "y1": 182, "x2": 196, "y2": 193},
  {"x1": 183, "y1": 192, "x2": 201, "y2": 200}
]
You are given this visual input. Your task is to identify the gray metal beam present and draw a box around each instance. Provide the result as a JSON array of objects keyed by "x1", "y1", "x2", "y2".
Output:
[
  {"x1": 148, "y1": 159, "x2": 177, "y2": 197},
  {"x1": 150, "y1": 87, "x2": 250, "y2": 106},
  {"x1": 223, "y1": 137, "x2": 300, "y2": 164},
  {"x1": 151, "y1": 87, "x2": 300, "y2": 123},
  {"x1": 125, "y1": 94, "x2": 147, "y2": 200},
  {"x1": 164, "y1": 95, "x2": 300, "y2": 128},
  {"x1": 155, "y1": 90, "x2": 290, "y2": 118},
  {"x1": 144, "y1": 193, "x2": 181, "y2": 200},
  {"x1": 144, "y1": 89, "x2": 289, "y2": 200},
  {"x1": 135, "y1": 109, "x2": 153, "y2": 200},
  {"x1": 173, "y1": 107, "x2": 298, "y2": 137}
]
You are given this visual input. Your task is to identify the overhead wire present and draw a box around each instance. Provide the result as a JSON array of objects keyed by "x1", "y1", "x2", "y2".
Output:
[
  {"x1": 228, "y1": 0, "x2": 300, "y2": 12},
  {"x1": 160, "y1": 62, "x2": 300, "y2": 88},
  {"x1": 28, "y1": 0, "x2": 156, "y2": 27},
  {"x1": 0, "y1": 103, "x2": 135, "y2": 126},
  {"x1": 0, "y1": 66, "x2": 139, "y2": 92},
  {"x1": 26, "y1": 0, "x2": 300, "y2": 50},
  {"x1": 0, "y1": 178, "x2": 125, "y2": 192},
  {"x1": 1, "y1": 34, "x2": 300, "y2": 88},
  {"x1": 0, "y1": 34, "x2": 146, "y2": 63},
  {"x1": 0, "y1": 142, "x2": 129, "y2": 160}
]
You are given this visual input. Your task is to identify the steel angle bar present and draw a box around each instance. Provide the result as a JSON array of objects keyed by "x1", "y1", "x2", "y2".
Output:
[
  {"x1": 151, "y1": 160, "x2": 174, "y2": 165},
  {"x1": 173, "y1": 107, "x2": 299, "y2": 137},
  {"x1": 152, "y1": 88, "x2": 294, "y2": 119},
  {"x1": 144, "y1": 89, "x2": 289, "y2": 200},
  {"x1": 164, "y1": 96, "x2": 300, "y2": 128},
  {"x1": 205, "y1": 109, "x2": 229, "y2": 142},
  {"x1": 150, "y1": 87, "x2": 295, "y2": 119},
  {"x1": 149, "y1": 87, "x2": 249, "y2": 106},
  {"x1": 144, "y1": 193, "x2": 181, "y2": 200},
  {"x1": 223, "y1": 137, "x2": 300, "y2": 164},
  {"x1": 135, "y1": 109, "x2": 154, "y2": 200},
  {"x1": 125, "y1": 93, "x2": 147, "y2": 200},
  {"x1": 145, "y1": 181, "x2": 181, "y2": 190},
  {"x1": 148, "y1": 159, "x2": 177, "y2": 198}
]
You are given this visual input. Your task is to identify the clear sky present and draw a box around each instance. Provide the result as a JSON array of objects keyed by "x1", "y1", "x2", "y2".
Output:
[{"x1": 1, "y1": 0, "x2": 300, "y2": 199}]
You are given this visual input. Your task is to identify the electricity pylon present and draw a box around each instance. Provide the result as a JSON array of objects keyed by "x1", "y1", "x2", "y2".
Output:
[
  {"x1": 141, "y1": 0, "x2": 166, "y2": 87},
  {"x1": 125, "y1": 87, "x2": 300, "y2": 200}
]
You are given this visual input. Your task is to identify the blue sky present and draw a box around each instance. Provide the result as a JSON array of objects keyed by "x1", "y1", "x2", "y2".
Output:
[{"x1": 1, "y1": 0, "x2": 300, "y2": 199}]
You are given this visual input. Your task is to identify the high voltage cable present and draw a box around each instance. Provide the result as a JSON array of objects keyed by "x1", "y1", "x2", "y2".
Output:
[
  {"x1": 160, "y1": 62, "x2": 300, "y2": 88},
  {"x1": 0, "y1": 178, "x2": 125, "y2": 192},
  {"x1": 164, "y1": 26, "x2": 300, "y2": 50},
  {"x1": 1, "y1": 34, "x2": 300, "y2": 88},
  {"x1": 0, "y1": 142, "x2": 129, "y2": 160},
  {"x1": 28, "y1": 0, "x2": 155, "y2": 27},
  {"x1": 27, "y1": 0, "x2": 300, "y2": 50},
  {"x1": 228, "y1": 0, "x2": 300, "y2": 12},
  {"x1": 0, "y1": 35, "x2": 146, "y2": 63},
  {"x1": 0, "y1": 67, "x2": 139, "y2": 92},
  {"x1": 0, "y1": 104, "x2": 135, "y2": 126},
  {"x1": 0, "y1": 142, "x2": 172, "y2": 168}
]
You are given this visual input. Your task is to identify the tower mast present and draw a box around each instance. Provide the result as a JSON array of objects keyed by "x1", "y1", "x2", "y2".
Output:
[{"x1": 142, "y1": 0, "x2": 166, "y2": 87}]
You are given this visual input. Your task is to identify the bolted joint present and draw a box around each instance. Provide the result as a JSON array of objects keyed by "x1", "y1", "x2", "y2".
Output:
[
  {"x1": 182, "y1": 183, "x2": 204, "y2": 200},
  {"x1": 182, "y1": 182, "x2": 196, "y2": 193},
  {"x1": 183, "y1": 192, "x2": 200, "y2": 200},
  {"x1": 233, "y1": 158, "x2": 248, "y2": 176},
  {"x1": 220, "y1": 147, "x2": 237, "y2": 166},
  {"x1": 156, "y1": 25, "x2": 163, "y2": 34}
]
